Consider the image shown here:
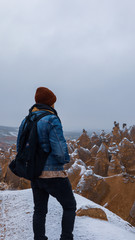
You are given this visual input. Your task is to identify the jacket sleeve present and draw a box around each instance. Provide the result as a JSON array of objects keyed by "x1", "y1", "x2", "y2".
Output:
[{"x1": 48, "y1": 116, "x2": 70, "y2": 164}]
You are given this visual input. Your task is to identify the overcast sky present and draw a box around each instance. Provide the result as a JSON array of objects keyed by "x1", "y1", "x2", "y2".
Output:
[{"x1": 0, "y1": 0, "x2": 135, "y2": 131}]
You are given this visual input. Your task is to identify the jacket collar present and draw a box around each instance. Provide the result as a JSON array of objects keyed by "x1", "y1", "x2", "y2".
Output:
[{"x1": 29, "y1": 103, "x2": 58, "y2": 117}]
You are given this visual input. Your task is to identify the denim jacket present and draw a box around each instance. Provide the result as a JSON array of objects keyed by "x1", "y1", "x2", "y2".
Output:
[{"x1": 17, "y1": 105, "x2": 70, "y2": 171}]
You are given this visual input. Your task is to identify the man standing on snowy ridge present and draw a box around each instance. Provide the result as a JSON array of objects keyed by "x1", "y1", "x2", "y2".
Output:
[{"x1": 17, "y1": 87, "x2": 76, "y2": 240}]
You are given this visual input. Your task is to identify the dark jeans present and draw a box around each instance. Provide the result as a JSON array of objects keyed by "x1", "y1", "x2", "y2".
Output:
[{"x1": 31, "y1": 177, "x2": 76, "y2": 240}]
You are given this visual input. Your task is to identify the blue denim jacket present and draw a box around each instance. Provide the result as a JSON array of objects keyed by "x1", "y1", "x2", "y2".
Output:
[{"x1": 17, "y1": 109, "x2": 70, "y2": 171}]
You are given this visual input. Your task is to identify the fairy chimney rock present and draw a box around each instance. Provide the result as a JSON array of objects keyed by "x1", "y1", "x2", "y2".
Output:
[
  {"x1": 91, "y1": 132, "x2": 101, "y2": 147},
  {"x1": 94, "y1": 143, "x2": 109, "y2": 177},
  {"x1": 111, "y1": 121, "x2": 122, "y2": 144},
  {"x1": 118, "y1": 138, "x2": 135, "y2": 175},
  {"x1": 77, "y1": 129, "x2": 91, "y2": 150}
]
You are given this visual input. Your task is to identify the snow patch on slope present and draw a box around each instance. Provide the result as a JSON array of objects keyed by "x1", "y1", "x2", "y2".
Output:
[{"x1": 0, "y1": 189, "x2": 135, "y2": 240}]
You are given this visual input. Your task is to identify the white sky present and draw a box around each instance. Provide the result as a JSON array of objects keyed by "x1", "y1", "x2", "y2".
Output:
[{"x1": 0, "y1": 0, "x2": 135, "y2": 131}]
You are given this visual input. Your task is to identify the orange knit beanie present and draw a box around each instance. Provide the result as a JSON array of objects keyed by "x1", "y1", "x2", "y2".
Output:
[{"x1": 35, "y1": 87, "x2": 57, "y2": 106}]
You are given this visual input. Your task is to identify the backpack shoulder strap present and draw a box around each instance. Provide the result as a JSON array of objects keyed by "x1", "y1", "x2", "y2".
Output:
[
  {"x1": 20, "y1": 111, "x2": 52, "y2": 138},
  {"x1": 23, "y1": 111, "x2": 53, "y2": 129},
  {"x1": 34, "y1": 111, "x2": 53, "y2": 123}
]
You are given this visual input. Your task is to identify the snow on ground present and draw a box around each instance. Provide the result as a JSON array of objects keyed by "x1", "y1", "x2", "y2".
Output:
[{"x1": 0, "y1": 189, "x2": 135, "y2": 240}]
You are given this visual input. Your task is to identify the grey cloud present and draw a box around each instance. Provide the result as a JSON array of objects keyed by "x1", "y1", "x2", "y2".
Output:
[{"x1": 0, "y1": 0, "x2": 135, "y2": 130}]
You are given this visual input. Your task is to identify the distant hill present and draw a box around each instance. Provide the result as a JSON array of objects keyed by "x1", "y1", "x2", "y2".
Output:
[
  {"x1": 64, "y1": 129, "x2": 103, "y2": 140},
  {"x1": 0, "y1": 125, "x2": 105, "y2": 144},
  {"x1": 0, "y1": 126, "x2": 18, "y2": 148}
]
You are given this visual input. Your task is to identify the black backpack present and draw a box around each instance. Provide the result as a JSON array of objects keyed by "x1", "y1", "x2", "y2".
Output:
[{"x1": 9, "y1": 111, "x2": 52, "y2": 181}]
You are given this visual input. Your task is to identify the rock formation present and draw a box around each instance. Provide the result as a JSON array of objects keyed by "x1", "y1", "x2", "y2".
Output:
[
  {"x1": 94, "y1": 143, "x2": 109, "y2": 177},
  {"x1": 89, "y1": 145, "x2": 99, "y2": 166},
  {"x1": 75, "y1": 172, "x2": 110, "y2": 204},
  {"x1": 101, "y1": 174, "x2": 135, "y2": 225},
  {"x1": 77, "y1": 129, "x2": 91, "y2": 149},
  {"x1": 118, "y1": 138, "x2": 135, "y2": 175},
  {"x1": 108, "y1": 142, "x2": 123, "y2": 176},
  {"x1": 77, "y1": 146, "x2": 91, "y2": 165},
  {"x1": 66, "y1": 122, "x2": 135, "y2": 226},
  {"x1": 91, "y1": 132, "x2": 101, "y2": 147},
  {"x1": 0, "y1": 145, "x2": 30, "y2": 190},
  {"x1": 110, "y1": 121, "x2": 122, "y2": 144},
  {"x1": 108, "y1": 154, "x2": 123, "y2": 176},
  {"x1": 129, "y1": 125, "x2": 135, "y2": 142},
  {"x1": 76, "y1": 207, "x2": 108, "y2": 221}
]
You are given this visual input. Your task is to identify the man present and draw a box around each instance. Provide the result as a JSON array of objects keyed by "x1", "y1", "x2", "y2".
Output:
[{"x1": 17, "y1": 87, "x2": 76, "y2": 240}]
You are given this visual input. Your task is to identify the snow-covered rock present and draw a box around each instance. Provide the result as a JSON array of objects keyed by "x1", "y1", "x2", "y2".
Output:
[{"x1": 0, "y1": 189, "x2": 135, "y2": 240}]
